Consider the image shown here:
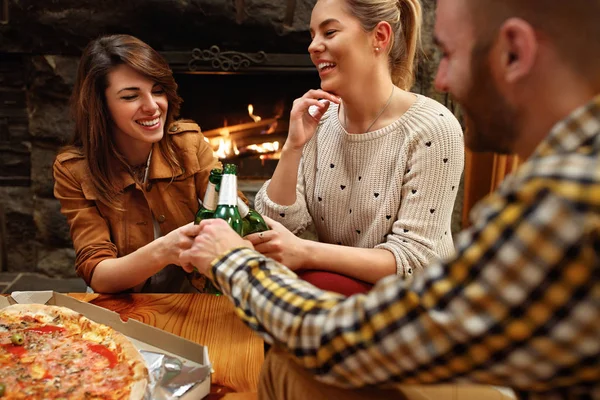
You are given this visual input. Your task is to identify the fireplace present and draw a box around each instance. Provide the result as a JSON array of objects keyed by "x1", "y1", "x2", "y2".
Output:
[{"x1": 167, "y1": 48, "x2": 320, "y2": 179}]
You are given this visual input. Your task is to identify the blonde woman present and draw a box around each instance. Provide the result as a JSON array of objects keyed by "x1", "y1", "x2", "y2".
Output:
[{"x1": 249, "y1": 0, "x2": 464, "y2": 292}]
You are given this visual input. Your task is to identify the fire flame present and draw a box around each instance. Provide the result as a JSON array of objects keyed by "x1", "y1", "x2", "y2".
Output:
[
  {"x1": 213, "y1": 128, "x2": 239, "y2": 159},
  {"x1": 248, "y1": 104, "x2": 262, "y2": 122},
  {"x1": 209, "y1": 104, "x2": 281, "y2": 159},
  {"x1": 246, "y1": 141, "x2": 279, "y2": 153},
  {"x1": 211, "y1": 137, "x2": 280, "y2": 160}
]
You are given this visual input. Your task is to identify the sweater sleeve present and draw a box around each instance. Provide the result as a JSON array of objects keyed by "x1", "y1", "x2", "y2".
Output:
[
  {"x1": 376, "y1": 109, "x2": 464, "y2": 277},
  {"x1": 254, "y1": 157, "x2": 314, "y2": 235}
]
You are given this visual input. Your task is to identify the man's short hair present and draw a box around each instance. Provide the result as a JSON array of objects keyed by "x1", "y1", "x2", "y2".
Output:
[{"x1": 466, "y1": 0, "x2": 600, "y2": 80}]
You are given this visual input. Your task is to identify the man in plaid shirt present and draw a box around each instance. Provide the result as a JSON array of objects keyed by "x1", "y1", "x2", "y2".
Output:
[{"x1": 180, "y1": 0, "x2": 600, "y2": 398}]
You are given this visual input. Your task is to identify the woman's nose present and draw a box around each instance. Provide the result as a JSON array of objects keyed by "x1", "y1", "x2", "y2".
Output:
[
  {"x1": 308, "y1": 36, "x2": 323, "y2": 54},
  {"x1": 141, "y1": 94, "x2": 159, "y2": 113}
]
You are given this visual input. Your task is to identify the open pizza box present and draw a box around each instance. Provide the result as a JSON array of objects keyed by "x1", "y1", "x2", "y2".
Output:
[{"x1": 0, "y1": 291, "x2": 211, "y2": 399}]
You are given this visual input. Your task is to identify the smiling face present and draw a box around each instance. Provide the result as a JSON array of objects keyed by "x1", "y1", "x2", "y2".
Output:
[
  {"x1": 308, "y1": 0, "x2": 376, "y2": 96},
  {"x1": 105, "y1": 64, "x2": 168, "y2": 163},
  {"x1": 434, "y1": 0, "x2": 518, "y2": 154}
]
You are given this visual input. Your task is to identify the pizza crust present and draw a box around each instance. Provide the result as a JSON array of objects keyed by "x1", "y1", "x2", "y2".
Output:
[
  {"x1": 1, "y1": 303, "x2": 82, "y2": 320},
  {"x1": 0, "y1": 303, "x2": 149, "y2": 400},
  {"x1": 107, "y1": 322, "x2": 149, "y2": 381},
  {"x1": 129, "y1": 379, "x2": 148, "y2": 400}
]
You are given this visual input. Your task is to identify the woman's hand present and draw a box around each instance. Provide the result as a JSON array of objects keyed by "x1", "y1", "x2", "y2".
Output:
[
  {"x1": 156, "y1": 222, "x2": 202, "y2": 266},
  {"x1": 245, "y1": 216, "x2": 307, "y2": 271},
  {"x1": 179, "y1": 219, "x2": 253, "y2": 275},
  {"x1": 285, "y1": 89, "x2": 340, "y2": 151}
]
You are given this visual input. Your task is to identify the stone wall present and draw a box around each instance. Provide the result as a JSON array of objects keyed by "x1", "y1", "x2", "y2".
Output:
[
  {"x1": 0, "y1": 0, "x2": 463, "y2": 278},
  {"x1": 0, "y1": 0, "x2": 315, "y2": 54},
  {"x1": 0, "y1": 54, "x2": 78, "y2": 277},
  {"x1": 0, "y1": 54, "x2": 35, "y2": 274}
]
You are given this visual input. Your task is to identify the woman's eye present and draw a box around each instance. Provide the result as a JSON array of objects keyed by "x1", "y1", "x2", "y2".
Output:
[
  {"x1": 121, "y1": 95, "x2": 137, "y2": 100},
  {"x1": 325, "y1": 30, "x2": 337, "y2": 36},
  {"x1": 152, "y1": 89, "x2": 165, "y2": 95}
]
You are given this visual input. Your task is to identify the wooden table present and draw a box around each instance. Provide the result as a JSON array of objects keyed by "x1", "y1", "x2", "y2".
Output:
[{"x1": 69, "y1": 293, "x2": 263, "y2": 400}]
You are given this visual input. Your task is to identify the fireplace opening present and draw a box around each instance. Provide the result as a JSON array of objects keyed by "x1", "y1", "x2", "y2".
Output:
[{"x1": 175, "y1": 72, "x2": 320, "y2": 180}]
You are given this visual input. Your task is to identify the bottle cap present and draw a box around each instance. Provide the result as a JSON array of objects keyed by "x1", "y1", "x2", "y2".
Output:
[{"x1": 223, "y1": 163, "x2": 237, "y2": 175}]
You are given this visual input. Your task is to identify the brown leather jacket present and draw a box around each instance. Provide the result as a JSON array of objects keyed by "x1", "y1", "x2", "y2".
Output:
[{"x1": 53, "y1": 121, "x2": 221, "y2": 290}]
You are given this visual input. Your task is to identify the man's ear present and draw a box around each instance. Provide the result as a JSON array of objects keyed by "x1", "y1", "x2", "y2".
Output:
[
  {"x1": 373, "y1": 21, "x2": 393, "y2": 52},
  {"x1": 496, "y1": 18, "x2": 538, "y2": 83}
]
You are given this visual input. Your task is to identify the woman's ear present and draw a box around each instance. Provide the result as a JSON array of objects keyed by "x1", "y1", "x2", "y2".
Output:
[{"x1": 373, "y1": 21, "x2": 393, "y2": 52}]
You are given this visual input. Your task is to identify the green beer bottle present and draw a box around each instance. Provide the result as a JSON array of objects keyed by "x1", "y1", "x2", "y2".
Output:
[
  {"x1": 237, "y1": 198, "x2": 269, "y2": 236},
  {"x1": 212, "y1": 164, "x2": 244, "y2": 236},
  {"x1": 192, "y1": 168, "x2": 224, "y2": 295},
  {"x1": 194, "y1": 168, "x2": 222, "y2": 225}
]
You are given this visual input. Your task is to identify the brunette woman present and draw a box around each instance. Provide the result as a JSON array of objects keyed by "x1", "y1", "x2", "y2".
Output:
[{"x1": 54, "y1": 34, "x2": 220, "y2": 293}]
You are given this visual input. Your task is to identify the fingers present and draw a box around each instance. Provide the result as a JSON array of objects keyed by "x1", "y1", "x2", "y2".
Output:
[
  {"x1": 308, "y1": 100, "x2": 331, "y2": 120},
  {"x1": 178, "y1": 249, "x2": 193, "y2": 270},
  {"x1": 180, "y1": 262, "x2": 195, "y2": 274},
  {"x1": 303, "y1": 89, "x2": 341, "y2": 104},
  {"x1": 291, "y1": 89, "x2": 340, "y2": 118},
  {"x1": 178, "y1": 222, "x2": 202, "y2": 237},
  {"x1": 292, "y1": 97, "x2": 329, "y2": 117},
  {"x1": 246, "y1": 229, "x2": 272, "y2": 245},
  {"x1": 199, "y1": 218, "x2": 234, "y2": 231},
  {"x1": 179, "y1": 250, "x2": 209, "y2": 275},
  {"x1": 253, "y1": 242, "x2": 282, "y2": 258},
  {"x1": 261, "y1": 215, "x2": 279, "y2": 228}
]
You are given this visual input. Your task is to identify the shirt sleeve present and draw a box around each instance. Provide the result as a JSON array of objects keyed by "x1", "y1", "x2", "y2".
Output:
[
  {"x1": 210, "y1": 182, "x2": 597, "y2": 393},
  {"x1": 376, "y1": 110, "x2": 464, "y2": 278},
  {"x1": 254, "y1": 156, "x2": 314, "y2": 235},
  {"x1": 53, "y1": 159, "x2": 117, "y2": 285}
]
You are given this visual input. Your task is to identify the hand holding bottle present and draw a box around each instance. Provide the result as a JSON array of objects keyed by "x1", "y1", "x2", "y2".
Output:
[
  {"x1": 179, "y1": 219, "x2": 253, "y2": 275},
  {"x1": 245, "y1": 216, "x2": 307, "y2": 271},
  {"x1": 156, "y1": 222, "x2": 203, "y2": 267},
  {"x1": 285, "y1": 89, "x2": 340, "y2": 151}
]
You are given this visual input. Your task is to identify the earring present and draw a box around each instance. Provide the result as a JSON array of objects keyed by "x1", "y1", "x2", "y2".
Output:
[{"x1": 375, "y1": 47, "x2": 380, "y2": 51}]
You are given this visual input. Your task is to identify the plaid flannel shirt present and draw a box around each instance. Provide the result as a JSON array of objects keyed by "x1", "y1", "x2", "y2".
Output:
[{"x1": 209, "y1": 94, "x2": 600, "y2": 400}]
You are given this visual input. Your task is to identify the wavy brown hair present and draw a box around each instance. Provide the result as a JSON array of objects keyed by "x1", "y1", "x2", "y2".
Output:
[
  {"x1": 65, "y1": 34, "x2": 183, "y2": 207},
  {"x1": 342, "y1": 0, "x2": 422, "y2": 90}
]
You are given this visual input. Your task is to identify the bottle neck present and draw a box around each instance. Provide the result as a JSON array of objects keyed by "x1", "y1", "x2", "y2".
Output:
[
  {"x1": 202, "y1": 182, "x2": 218, "y2": 211},
  {"x1": 218, "y1": 174, "x2": 238, "y2": 206},
  {"x1": 237, "y1": 198, "x2": 249, "y2": 217}
]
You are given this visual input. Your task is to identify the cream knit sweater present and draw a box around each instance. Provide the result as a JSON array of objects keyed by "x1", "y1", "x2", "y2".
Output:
[{"x1": 255, "y1": 94, "x2": 464, "y2": 278}]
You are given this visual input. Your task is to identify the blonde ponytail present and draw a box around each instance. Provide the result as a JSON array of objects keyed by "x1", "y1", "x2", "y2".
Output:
[{"x1": 392, "y1": 0, "x2": 422, "y2": 90}]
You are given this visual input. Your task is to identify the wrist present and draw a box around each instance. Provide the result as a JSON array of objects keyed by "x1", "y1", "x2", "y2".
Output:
[
  {"x1": 153, "y1": 236, "x2": 171, "y2": 266},
  {"x1": 282, "y1": 143, "x2": 305, "y2": 155},
  {"x1": 297, "y1": 238, "x2": 315, "y2": 270}
]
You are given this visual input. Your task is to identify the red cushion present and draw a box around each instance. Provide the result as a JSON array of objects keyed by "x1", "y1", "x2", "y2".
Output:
[{"x1": 297, "y1": 270, "x2": 372, "y2": 296}]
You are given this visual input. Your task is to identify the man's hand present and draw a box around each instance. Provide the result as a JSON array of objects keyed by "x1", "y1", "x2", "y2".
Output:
[{"x1": 179, "y1": 219, "x2": 253, "y2": 275}]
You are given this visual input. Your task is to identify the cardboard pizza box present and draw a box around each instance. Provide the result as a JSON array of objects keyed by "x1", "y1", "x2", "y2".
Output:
[{"x1": 0, "y1": 291, "x2": 211, "y2": 399}]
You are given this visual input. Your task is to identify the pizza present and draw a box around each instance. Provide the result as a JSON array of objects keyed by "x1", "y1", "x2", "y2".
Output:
[{"x1": 0, "y1": 304, "x2": 148, "y2": 399}]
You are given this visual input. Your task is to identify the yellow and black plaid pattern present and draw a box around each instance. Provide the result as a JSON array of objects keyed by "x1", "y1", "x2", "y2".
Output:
[{"x1": 210, "y1": 94, "x2": 600, "y2": 400}]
